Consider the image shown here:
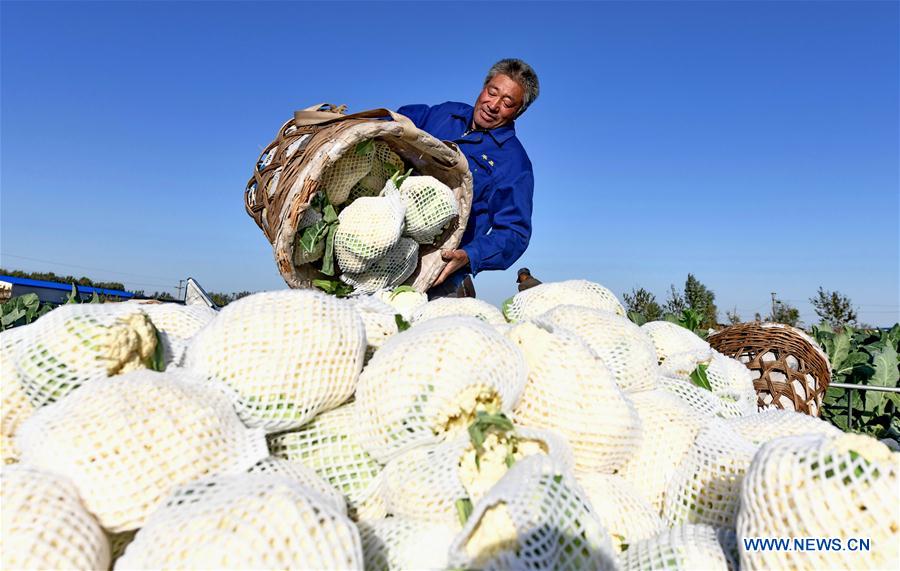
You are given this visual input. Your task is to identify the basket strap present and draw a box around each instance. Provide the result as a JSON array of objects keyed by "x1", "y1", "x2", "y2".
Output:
[
  {"x1": 293, "y1": 104, "x2": 460, "y2": 169},
  {"x1": 293, "y1": 107, "x2": 416, "y2": 132}
]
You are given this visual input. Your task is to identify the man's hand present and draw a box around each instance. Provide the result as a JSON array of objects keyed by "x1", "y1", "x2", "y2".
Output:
[{"x1": 433, "y1": 249, "x2": 469, "y2": 287}]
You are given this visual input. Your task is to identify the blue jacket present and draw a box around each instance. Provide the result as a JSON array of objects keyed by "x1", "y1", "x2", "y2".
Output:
[{"x1": 397, "y1": 101, "x2": 534, "y2": 278}]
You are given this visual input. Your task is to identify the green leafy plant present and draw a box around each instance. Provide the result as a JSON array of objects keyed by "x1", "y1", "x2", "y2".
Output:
[
  {"x1": 297, "y1": 193, "x2": 341, "y2": 277},
  {"x1": 690, "y1": 363, "x2": 712, "y2": 391},
  {"x1": 813, "y1": 323, "x2": 899, "y2": 446},
  {"x1": 661, "y1": 308, "x2": 708, "y2": 339},
  {"x1": 1, "y1": 293, "x2": 54, "y2": 330},
  {"x1": 311, "y1": 279, "x2": 354, "y2": 298},
  {"x1": 394, "y1": 314, "x2": 411, "y2": 332}
]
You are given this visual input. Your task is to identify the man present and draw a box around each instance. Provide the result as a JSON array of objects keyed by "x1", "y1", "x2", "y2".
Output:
[
  {"x1": 516, "y1": 267, "x2": 542, "y2": 292},
  {"x1": 398, "y1": 59, "x2": 539, "y2": 298}
]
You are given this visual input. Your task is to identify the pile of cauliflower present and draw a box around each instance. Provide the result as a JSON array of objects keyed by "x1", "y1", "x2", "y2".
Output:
[
  {"x1": 1, "y1": 280, "x2": 898, "y2": 570},
  {"x1": 295, "y1": 139, "x2": 459, "y2": 296}
]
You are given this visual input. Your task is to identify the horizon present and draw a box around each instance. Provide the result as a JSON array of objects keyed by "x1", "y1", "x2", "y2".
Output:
[{"x1": 2, "y1": 1, "x2": 897, "y2": 326}]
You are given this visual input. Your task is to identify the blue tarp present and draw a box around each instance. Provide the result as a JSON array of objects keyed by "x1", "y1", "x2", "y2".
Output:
[{"x1": 0, "y1": 274, "x2": 135, "y2": 298}]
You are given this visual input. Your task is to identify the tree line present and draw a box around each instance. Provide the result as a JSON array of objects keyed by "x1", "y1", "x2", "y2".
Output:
[{"x1": 623, "y1": 274, "x2": 861, "y2": 329}]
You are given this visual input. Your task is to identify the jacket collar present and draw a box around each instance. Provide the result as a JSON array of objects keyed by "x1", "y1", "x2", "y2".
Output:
[{"x1": 451, "y1": 110, "x2": 516, "y2": 146}]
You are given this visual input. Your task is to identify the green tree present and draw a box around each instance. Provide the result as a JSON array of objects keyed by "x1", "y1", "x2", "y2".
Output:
[
  {"x1": 623, "y1": 287, "x2": 662, "y2": 322},
  {"x1": 810, "y1": 287, "x2": 858, "y2": 328},
  {"x1": 684, "y1": 274, "x2": 718, "y2": 329},
  {"x1": 663, "y1": 284, "x2": 687, "y2": 315},
  {"x1": 208, "y1": 291, "x2": 252, "y2": 307},
  {"x1": 0, "y1": 267, "x2": 125, "y2": 291},
  {"x1": 767, "y1": 298, "x2": 801, "y2": 327}
]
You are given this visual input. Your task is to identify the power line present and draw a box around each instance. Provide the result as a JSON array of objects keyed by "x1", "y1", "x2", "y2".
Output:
[{"x1": 0, "y1": 252, "x2": 179, "y2": 282}]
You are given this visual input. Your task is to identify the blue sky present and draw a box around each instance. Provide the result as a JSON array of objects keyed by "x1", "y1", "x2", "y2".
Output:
[{"x1": 2, "y1": 1, "x2": 897, "y2": 326}]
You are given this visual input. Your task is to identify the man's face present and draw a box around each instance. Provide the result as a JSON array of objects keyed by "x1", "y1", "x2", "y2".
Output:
[{"x1": 473, "y1": 74, "x2": 525, "y2": 130}]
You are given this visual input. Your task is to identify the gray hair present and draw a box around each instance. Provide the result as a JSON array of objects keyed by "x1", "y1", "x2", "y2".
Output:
[{"x1": 484, "y1": 58, "x2": 540, "y2": 116}]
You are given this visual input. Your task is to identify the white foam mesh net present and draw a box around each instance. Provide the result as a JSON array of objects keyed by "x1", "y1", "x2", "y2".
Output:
[
  {"x1": 399, "y1": 175, "x2": 459, "y2": 244},
  {"x1": 126, "y1": 300, "x2": 217, "y2": 367},
  {"x1": 380, "y1": 426, "x2": 573, "y2": 528},
  {"x1": 658, "y1": 348, "x2": 715, "y2": 379},
  {"x1": 340, "y1": 237, "x2": 419, "y2": 295},
  {"x1": 346, "y1": 295, "x2": 400, "y2": 361},
  {"x1": 13, "y1": 303, "x2": 158, "y2": 407},
  {"x1": 247, "y1": 456, "x2": 347, "y2": 515},
  {"x1": 448, "y1": 455, "x2": 618, "y2": 571},
  {"x1": 1, "y1": 327, "x2": 33, "y2": 464},
  {"x1": 17, "y1": 369, "x2": 269, "y2": 532},
  {"x1": 267, "y1": 401, "x2": 383, "y2": 516},
  {"x1": 356, "y1": 316, "x2": 526, "y2": 464},
  {"x1": 359, "y1": 516, "x2": 457, "y2": 571},
  {"x1": 354, "y1": 473, "x2": 389, "y2": 522},
  {"x1": 126, "y1": 300, "x2": 216, "y2": 340},
  {"x1": 351, "y1": 141, "x2": 405, "y2": 201},
  {"x1": 1, "y1": 465, "x2": 110, "y2": 571},
  {"x1": 726, "y1": 408, "x2": 840, "y2": 445},
  {"x1": 659, "y1": 374, "x2": 753, "y2": 419},
  {"x1": 115, "y1": 473, "x2": 364, "y2": 570},
  {"x1": 412, "y1": 297, "x2": 507, "y2": 327},
  {"x1": 663, "y1": 422, "x2": 759, "y2": 528},
  {"x1": 184, "y1": 290, "x2": 366, "y2": 432},
  {"x1": 575, "y1": 473, "x2": 664, "y2": 552},
  {"x1": 334, "y1": 193, "x2": 406, "y2": 274},
  {"x1": 504, "y1": 280, "x2": 626, "y2": 323},
  {"x1": 641, "y1": 320, "x2": 711, "y2": 364},
  {"x1": 540, "y1": 306, "x2": 659, "y2": 392},
  {"x1": 619, "y1": 390, "x2": 705, "y2": 513},
  {"x1": 321, "y1": 146, "x2": 374, "y2": 206},
  {"x1": 620, "y1": 524, "x2": 738, "y2": 571},
  {"x1": 507, "y1": 320, "x2": 643, "y2": 473},
  {"x1": 737, "y1": 433, "x2": 899, "y2": 571},
  {"x1": 659, "y1": 351, "x2": 758, "y2": 417},
  {"x1": 293, "y1": 207, "x2": 326, "y2": 265}
]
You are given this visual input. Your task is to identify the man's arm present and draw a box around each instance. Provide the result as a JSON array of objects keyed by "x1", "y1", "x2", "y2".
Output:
[
  {"x1": 463, "y1": 168, "x2": 534, "y2": 274},
  {"x1": 396, "y1": 104, "x2": 431, "y2": 129}
]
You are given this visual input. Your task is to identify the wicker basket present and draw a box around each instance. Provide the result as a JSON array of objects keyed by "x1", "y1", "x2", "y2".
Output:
[
  {"x1": 244, "y1": 104, "x2": 473, "y2": 293},
  {"x1": 707, "y1": 322, "x2": 831, "y2": 416}
]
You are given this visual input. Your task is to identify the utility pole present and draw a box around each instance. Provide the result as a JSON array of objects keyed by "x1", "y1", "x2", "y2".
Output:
[
  {"x1": 771, "y1": 292, "x2": 777, "y2": 319},
  {"x1": 176, "y1": 279, "x2": 185, "y2": 301}
]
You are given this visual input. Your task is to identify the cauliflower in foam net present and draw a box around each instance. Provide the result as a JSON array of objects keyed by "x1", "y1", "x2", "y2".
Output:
[
  {"x1": 380, "y1": 420, "x2": 572, "y2": 528},
  {"x1": 575, "y1": 473, "x2": 663, "y2": 552},
  {"x1": 620, "y1": 524, "x2": 738, "y2": 571},
  {"x1": 738, "y1": 432, "x2": 899, "y2": 571},
  {"x1": 16, "y1": 368, "x2": 268, "y2": 532},
  {"x1": 539, "y1": 305, "x2": 659, "y2": 392},
  {"x1": 116, "y1": 473, "x2": 364, "y2": 570},
  {"x1": 185, "y1": 290, "x2": 366, "y2": 431},
  {"x1": 398, "y1": 175, "x2": 459, "y2": 244},
  {"x1": 506, "y1": 319, "x2": 642, "y2": 473},
  {"x1": 355, "y1": 316, "x2": 526, "y2": 464},
  {"x1": 1, "y1": 327, "x2": 33, "y2": 464},
  {"x1": 2, "y1": 465, "x2": 111, "y2": 571},
  {"x1": 412, "y1": 297, "x2": 507, "y2": 326},
  {"x1": 503, "y1": 279, "x2": 626, "y2": 322},
  {"x1": 334, "y1": 191, "x2": 406, "y2": 274},
  {"x1": 14, "y1": 303, "x2": 160, "y2": 407},
  {"x1": 448, "y1": 455, "x2": 618, "y2": 571},
  {"x1": 641, "y1": 320, "x2": 711, "y2": 364},
  {"x1": 339, "y1": 236, "x2": 419, "y2": 295},
  {"x1": 321, "y1": 142, "x2": 374, "y2": 206},
  {"x1": 268, "y1": 401, "x2": 383, "y2": 518}
]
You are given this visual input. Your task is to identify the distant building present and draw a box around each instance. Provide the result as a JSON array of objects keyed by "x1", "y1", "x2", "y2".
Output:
[{"x1": 0, "y1": 274, "x2": 136, "y2": 305}]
